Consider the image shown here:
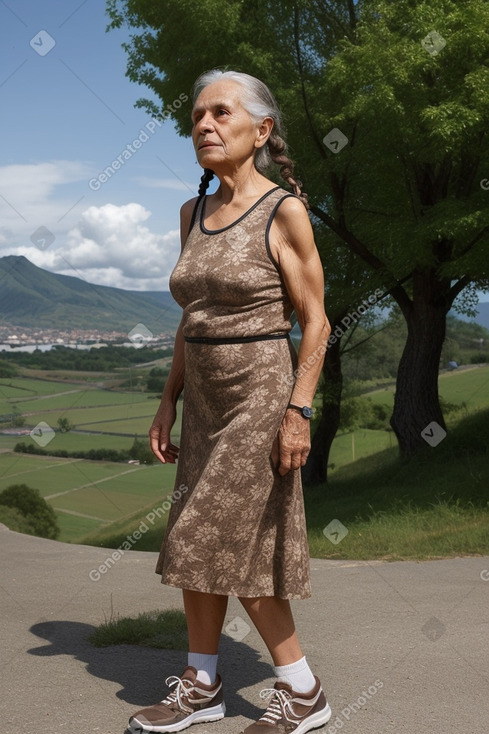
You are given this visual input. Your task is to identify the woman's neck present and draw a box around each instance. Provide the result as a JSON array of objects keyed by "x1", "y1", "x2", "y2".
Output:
[{"x1": 210, "y1": 164, "x2": 275, "y2": 205}]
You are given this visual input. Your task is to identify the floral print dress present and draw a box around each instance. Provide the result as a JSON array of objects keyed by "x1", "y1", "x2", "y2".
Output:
[{"x1": 155, "y1": 187, "x2": 312, "y2": 600}]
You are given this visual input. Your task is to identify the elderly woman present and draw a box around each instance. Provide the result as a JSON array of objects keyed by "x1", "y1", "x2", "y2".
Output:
[{"x1": 129, "y1": 69, "x2": 331, "y2": 734}]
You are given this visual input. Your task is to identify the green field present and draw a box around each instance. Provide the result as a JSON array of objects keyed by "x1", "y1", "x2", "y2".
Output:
[
  {"x1": 0, "y1": 452, "x2": 178, "y2": 541},
  {"x1": 365, "y1": 364, "x2": 489, "y2": 411},
  {"x1": 1, "y1": 365, "x2": 488, "y2": 550}
]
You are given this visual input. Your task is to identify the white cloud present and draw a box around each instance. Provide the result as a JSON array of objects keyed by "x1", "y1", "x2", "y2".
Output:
[
  {"x1": 0, "y1": 162, "x2": 181, "y2": 290},
  {"x1": 24, "y1": 203, "x2": 180, "y2": 290},
  {"x1": 0, "y1": 161, "x2": 91, "y2": 240}
]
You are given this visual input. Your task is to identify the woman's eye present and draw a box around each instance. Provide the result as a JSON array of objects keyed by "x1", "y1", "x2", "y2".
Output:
[{"x1": 217, "y1": 109, "x2": 228, "y2": 116}]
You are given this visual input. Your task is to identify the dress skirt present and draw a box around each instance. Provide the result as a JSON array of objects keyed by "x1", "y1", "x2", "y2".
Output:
[{"x1": 155, "y1": 334, "x2": 312, "y2": 600}]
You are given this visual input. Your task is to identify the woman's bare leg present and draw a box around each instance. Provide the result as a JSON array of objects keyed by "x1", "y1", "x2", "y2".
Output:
[
  {"x1": 182, "y1": 589, "x2": 229, "y2": 654},
  {"x1": 238, "y1": 595, "x2": 303, "y2": 666}
]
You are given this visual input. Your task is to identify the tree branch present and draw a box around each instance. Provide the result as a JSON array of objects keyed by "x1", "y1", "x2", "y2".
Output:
[
  {"x1": 447, "y1": 275, "x2": 472, "y2": 304},
  {"x1": 293, "y1": 7, "x2": 328, "y2": 163}
]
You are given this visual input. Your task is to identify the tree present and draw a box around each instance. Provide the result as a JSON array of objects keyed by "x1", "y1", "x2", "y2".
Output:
[
  {"x1": 0, "y1": 484, "x2": 60, "y2": 539},
  {"x1": 0, "y1": 359, "x2": 17, "y2": 378},
  {"x1": 129, "y1": 436, "x2": 156, "y2": 464},
  {"x1": 57, "y1": 416, "x2": 73, "y2": 433},
  {"x1": 0, "y1": 505, "x2": 34, "y2": 535},
  {"x1": 107, "y1": 0, "x2": 489, "y2": 461}
]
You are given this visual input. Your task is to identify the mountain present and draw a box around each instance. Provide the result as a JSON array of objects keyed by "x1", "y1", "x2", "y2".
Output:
[{"x1": 0, "y1": 256, "x2": 181, "y2": 335}]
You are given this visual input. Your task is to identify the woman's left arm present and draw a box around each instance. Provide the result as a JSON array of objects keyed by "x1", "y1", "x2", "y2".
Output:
[{"x1": 269, "y1": 196, "x2": 331, "y2": 476}]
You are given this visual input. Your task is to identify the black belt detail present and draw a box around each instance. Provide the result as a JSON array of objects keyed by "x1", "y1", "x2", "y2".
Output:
[{"x1": 184, "y1": 333, "x2": 290, "y2": 344}]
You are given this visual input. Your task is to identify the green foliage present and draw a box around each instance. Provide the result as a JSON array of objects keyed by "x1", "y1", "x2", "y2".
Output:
[
  {"x1": 0, "y1": 359, "x2": 17, "y2": 378},
  {"x1": 0, "y1": 344, "x2": 174, "y2": 372},
  {"x1": 339, "y1": 396, "x2": 390, "y2": 431},
  {"x1": 129, "y1": 436, "x2": 156, "y2": 464},
  {"x1": 0, "y1": 505, "x2": 34, "y2": 534},
  {"x1": 146, "y1": 366, "x2": 169, "y2": 393},
  {"x1": 57, "y1": 416, "x2": 73, "y2": 433},
  {"x1": 13, "y1": 442, "x2": 131, "y2": 463},
  {"x1": 0, "y1": 484, "x2": 59, "y2": 539}
]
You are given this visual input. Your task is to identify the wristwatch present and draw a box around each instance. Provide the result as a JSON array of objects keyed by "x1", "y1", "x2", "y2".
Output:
[{"x1": 287, "y1": 403, "x2": 315, "y2": 419}]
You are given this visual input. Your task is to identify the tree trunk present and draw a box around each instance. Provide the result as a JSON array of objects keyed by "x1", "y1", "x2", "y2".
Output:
[
  {"x1": 302, "y1": 333, "x2": 343, "y2": 486},
  {"x1": 390, "y1": 275, "x2": 448, "y2": 457}
]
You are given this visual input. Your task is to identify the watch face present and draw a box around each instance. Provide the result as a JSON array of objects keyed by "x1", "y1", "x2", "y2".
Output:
[{"x1": 302, "y1": 406, "x2": 314, "y2": 418}]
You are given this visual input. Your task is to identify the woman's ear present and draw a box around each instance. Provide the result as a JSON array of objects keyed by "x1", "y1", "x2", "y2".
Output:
[{"x1": 255, "y1": 117, "x2": 274, "y2": 149}]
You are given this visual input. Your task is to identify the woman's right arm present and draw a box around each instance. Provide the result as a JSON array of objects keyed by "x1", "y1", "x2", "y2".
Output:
[{"x1": 149, "y1": 197, "x2": 198, "y2": 464}]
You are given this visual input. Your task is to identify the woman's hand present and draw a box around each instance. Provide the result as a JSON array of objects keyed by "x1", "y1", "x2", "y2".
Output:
[
  {"x1": 149, "y1": 402, "x2": 180, "y2": 464},
  {"x1": 271, "y1": 409, "x2": 311, "y2": 476}
]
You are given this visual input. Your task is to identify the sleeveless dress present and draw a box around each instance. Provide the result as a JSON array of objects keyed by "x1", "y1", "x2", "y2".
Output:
[{"x1": 155, "y1": 187, "x2": 312, "y2": 600}]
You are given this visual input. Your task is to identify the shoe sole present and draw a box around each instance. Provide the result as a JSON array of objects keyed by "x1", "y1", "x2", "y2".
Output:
[
  {"x1": 129, "y1": 701, "x2": 226, "y2": 733},
  {"x1": 293, "y1": 703, "x2": 332, "y2": 734}
]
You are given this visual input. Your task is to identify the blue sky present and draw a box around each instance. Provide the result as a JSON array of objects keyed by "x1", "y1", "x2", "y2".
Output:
[{"x1": 0, "y1": 0, "x2": 200, "y2": 290}]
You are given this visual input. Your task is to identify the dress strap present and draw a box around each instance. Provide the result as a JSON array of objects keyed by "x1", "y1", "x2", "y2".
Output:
[{"x1": 187, "y1": 196, "x2": 205, "y2": 237}]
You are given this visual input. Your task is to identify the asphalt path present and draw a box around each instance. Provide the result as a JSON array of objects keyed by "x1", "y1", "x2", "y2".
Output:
[{"x1": 1, "y1": 524, "x2": 488, "y2": 734}]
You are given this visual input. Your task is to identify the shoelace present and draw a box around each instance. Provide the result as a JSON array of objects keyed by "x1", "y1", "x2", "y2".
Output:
[
  {"x1": 161, "y1": 675, "x2": 216, "y2": 714},
  {"x1": 258, "y1": 688, "x2": 297, "y2": 725},
  {"x1": 161, "y1": 676, "x2": 195, "y2": 714}
]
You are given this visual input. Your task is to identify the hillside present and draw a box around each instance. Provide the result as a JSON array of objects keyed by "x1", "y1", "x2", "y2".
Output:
[
  {"x1": 0, "y1": 256, "x2": 181, "y2": 334},
  {"x1": 453, "y1": 301, "x2": 489, "y2": 331}
]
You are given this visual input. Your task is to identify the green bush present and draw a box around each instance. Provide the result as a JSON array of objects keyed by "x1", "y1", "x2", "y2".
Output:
[
  {"x1": 340, "y1": 396, "x2": 390, "y2": 431},
  {"x1": 0, "y1": 505, "x2": 34, "y2": 534},
  {"x1": 13, "y1": 442, "x2": 131, "y2": 463},
  {"x1": 0, "y1": 484, "x2": 59, "y2": 539},
  {"x1": 129, "y1": 437, "x2": 156, "y2": 464},
  {"x1": 0, "y1": 360, "x2": 17, "y2": 378}
]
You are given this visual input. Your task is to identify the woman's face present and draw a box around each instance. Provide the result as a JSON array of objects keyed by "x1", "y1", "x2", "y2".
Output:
[{"x1": 192, "y1": 79, "x2": 267, "y2": 171}]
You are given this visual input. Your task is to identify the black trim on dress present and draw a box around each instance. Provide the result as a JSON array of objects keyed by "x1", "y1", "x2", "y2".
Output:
[
  {"x1": 264, "y1": 194, "x2": 297, "y2": 274},
  {"x1": 184, "y1": 333, "x2": 290, "y2": 344},
  {"x1": 200, "y1": 187, "x2": 282, "y2": 235}
]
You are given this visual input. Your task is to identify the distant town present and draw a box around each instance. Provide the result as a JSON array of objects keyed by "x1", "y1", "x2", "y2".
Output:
[{"x1": 0, "y1": 324, "x2": 174, "y2": 351}]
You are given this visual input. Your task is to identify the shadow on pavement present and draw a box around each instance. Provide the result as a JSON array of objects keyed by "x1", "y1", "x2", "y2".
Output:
[{"x1": 27, "y1": 619, "x2": 273, "y2": 721}]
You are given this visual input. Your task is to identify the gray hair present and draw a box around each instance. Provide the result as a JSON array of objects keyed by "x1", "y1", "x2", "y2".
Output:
[{"x1": 193, "y1": 69, "x2": 284, "y2": 173}]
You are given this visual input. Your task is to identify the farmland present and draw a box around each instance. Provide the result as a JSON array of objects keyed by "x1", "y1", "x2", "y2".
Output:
[{"x1": 1, "y1": 363, "x2": 488, "y2": 545}]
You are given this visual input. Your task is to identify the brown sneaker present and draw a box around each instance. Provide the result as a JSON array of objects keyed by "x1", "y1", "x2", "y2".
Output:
[
  {"x1": 241, "y1": 677, "x2": 331, "y2": 734},
  {"x1": 128, "y1": 665, "x2": 225, "y2": 733}
]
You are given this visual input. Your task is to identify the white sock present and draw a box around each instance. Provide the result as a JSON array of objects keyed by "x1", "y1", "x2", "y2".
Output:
[
  {"x1": 187, "y1": 652, "x2": 218, "y2": 686},
  {"x1": 274, "y1": 655, "x2": 316, "y2": 694}
]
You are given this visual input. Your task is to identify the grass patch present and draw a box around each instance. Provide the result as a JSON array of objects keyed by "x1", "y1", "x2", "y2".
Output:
[
  {"x1": 305, "y1": 409, "x2": 489, "y2": 560},
  {"x1": 89, "y1": 608, "x2": 188, "y2": 650},
  {"x1": 79, "y1": 496, "x2": 172, "y2": 550}
]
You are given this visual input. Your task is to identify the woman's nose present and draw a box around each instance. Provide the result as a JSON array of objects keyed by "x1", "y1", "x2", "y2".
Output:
[{"x1": 197, "y1": 113, "x2": 214, "y2": 133}]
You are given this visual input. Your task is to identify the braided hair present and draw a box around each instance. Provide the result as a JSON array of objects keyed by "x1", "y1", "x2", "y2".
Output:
[{"x1": 193, "y1": 70, "x2": 309, "y2": 209}]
